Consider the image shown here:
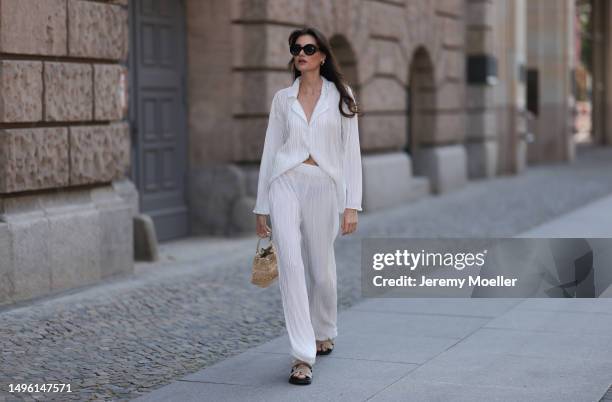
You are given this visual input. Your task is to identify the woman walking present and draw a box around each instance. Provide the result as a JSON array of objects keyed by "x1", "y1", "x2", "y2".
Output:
[{"x1": 253, "y1": 26, "x2": 363, "y2": 385}]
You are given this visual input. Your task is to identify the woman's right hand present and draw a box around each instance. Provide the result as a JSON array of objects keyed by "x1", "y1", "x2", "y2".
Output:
[{"x1": 255, "y1": 214, "x2": 272, "y2": 238}]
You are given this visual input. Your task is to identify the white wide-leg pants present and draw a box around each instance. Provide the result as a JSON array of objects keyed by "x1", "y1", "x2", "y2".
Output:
[{"x1": 269, "y1": 162, "x2": 340, "y2": 366}]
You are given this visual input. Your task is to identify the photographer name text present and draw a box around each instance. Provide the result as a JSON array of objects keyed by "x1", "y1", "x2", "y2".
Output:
[{"x1": 372, "y1": 275, "x2": 518, "y2": 288}]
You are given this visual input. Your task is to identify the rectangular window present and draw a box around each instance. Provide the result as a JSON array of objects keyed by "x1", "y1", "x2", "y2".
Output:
[{"x1": 526, "y1": 69, "x2": 539, "y2": 116}]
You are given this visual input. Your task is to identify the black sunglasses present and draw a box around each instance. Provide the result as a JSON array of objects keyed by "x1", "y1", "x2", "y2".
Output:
[{"x1": 290, "y1": 43, "x2": 319, "y2": 56}]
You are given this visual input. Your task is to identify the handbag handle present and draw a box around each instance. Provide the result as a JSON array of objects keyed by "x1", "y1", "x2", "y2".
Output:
[{"x1": 255, "y1": 232, "x2": 273, "y2": 253}]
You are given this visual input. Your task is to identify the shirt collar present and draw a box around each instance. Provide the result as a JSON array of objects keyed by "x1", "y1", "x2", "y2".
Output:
[
  {"x1": 288, "y1": 75, "x2": 330, "y2": 99},
  {"x1": 288, "y1": 75, "x2": 331, "y2": 126}
]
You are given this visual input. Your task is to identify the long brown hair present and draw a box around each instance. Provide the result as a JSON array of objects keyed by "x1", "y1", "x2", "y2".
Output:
[{"x1": 287, "y1": 27, "x2": 361, "y2": 118}]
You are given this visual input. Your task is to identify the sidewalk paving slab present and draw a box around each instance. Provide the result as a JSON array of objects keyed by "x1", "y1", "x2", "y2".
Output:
[
  {"x1": 517, "y1": 193, "x2": 612, "y2": 238},
  {"x1": 134, "y1": 187, "x2": 612, "y2": 402},
  {"x1": 134, "y1": 296, "x2": 612, "y2": 402},
  {"x1": 133, "y1": 349, "x2": 418, "y2": 402},
  {"x1": 369, "y1": 349, "x2": 612, "y2": 402}
]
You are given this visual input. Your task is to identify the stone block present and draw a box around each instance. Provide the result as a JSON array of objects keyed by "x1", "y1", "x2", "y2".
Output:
[
  {"x1": 466, "y1": 109, "x2": 496, "y2": 139},
  {"x1": 436, "y1": 81, "x2": 464, "y2": 111},
  {"x1": 412, "y1": 144, "x2": 467, "y2": 193},
  {"x1": 44, "y1": 62, "x2": 93, "y2": 121},
  {"x1": 0, "y1": 0, "x2": 67, "y2": 56},
  {"x1": 10, "y1": 212, "x2": 52, "y2": 302},
  {"x1": 47, "y1": 205, "x2": 102, "y2": 292},
  {"x1": 91, "y1": 185, "x2": 133, "y2": 278},
  {"x1": 230, "y1": 0, "x2": 266, "y2": 20},
  {"x1": 68, "y1": 0, "x2": 128, "y2": 60},
  {"x1": 368, "y1": 0, "x2": 406, "y2": 40},
  {"x1": 466, "y1": 0, "x2": 495, "y2": 28},
  {"x1": 0, "y1": 127, "x2": 69, "y2": 193},
  {"x1": 232, "y1": 70, "x2": 292, "y2": 115},
  {"x1": 442, "y1": 48, "x2": 464, "y2": 81},
  {"x1": 362, "y1": 152, "x2": 431, "y2": 212},
  {"x1": 232, "y1": 24, "x2": 268, "y2": 68},
  {"x1": 441, "y1": 16, "x2": 464, "y2": 48},
  {"x1": 232, "y1": 24, "x2": 294, "y2": 69},
  {"x1": 436, "y1": 0, "x2": 464, "y2": 17},
  {"x1": 427, "y1": 111, "x2": 465, "y2": 144},
  {"x1": 360, "y1": 114, "x2": 406, "y2": 151},
  {"x1": 361, "y1": 77, "x2": 406, "y2": 112},
  {"x1": 465, "y1": 86, "x2": 495, "y2": 110},
  {"x1": 0, "y1": 185, "x2": 134, "y2": 305},
  {"x1": 112, "y1": 178, "x2": 140, "y2": 217},
  {"x1": 94, "y1": 64, "x2": 126, "y2": 120},
  {"x1": 372, "y1": 39, "x2": 405, "y2": 77},
  {"x1": 0, "y1": 223, "x2": 14, "y2": 306},
  {"x1": 0, "y1": 60, "x2": 43, "y2": 122},
  {"x1": 466, "y1": 139, "x2": 498, "y2": 178},
  {"x1": 466, "y1": 29, "x2": 494, "y2": 54},
  {"x1": 267, "y1": 0, "x2": 305, "y2": 24},
  {"x1": 69, "y1": 123, "x2": 131, "y2": 185}
]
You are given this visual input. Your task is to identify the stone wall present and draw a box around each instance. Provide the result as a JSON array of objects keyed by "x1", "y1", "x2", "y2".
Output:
[
  {"x1": 526, "y1": 0, "x2": 575, "y2": 163},
  {"x1": 228, "y1": 0, "x2": 466, "y2": 160},
  {"x1": 0, "y1": 0, "x2": 130, "y2": 191},
  {"x1": 187, "y1": 0, "x2": 469, "y2": 234},
  {"x1": 465, "y1": 0, "x2": 497, "y2": 179},
  {"x1": 0, "y1": 0, "x2": 134, "y2": 306},
  {"x1": 492, "y1": 0, "x2": 528, "y2": 175},
  {"x1": 185, "y1": 0, "x2": 599, "y2": 234}
]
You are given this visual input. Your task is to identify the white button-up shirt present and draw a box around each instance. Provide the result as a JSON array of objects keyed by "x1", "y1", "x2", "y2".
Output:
[{"x1": 253, "y1": 75, "x2": 363, "y2": 215}]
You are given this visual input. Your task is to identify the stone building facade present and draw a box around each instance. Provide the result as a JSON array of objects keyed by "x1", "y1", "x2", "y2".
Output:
[
  {"x1": 0, "y1": 0, "x2": 134, "y2": 306},
  {"x1": 2, "y1": 0, "x2": 611, "y2": 306},
  {"x1": 193, "y1": 0, "x2": 471, "y2": 235},
  {"x1": 190, "y1": 0, "x2": 611, "y2": 239}
]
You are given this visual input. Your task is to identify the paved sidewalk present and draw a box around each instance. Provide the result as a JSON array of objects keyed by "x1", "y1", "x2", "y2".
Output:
[
  {"x1": 134, "y1": 297, "x2": 612, "y2": 402},
  {"x1": 518, "y1": 192, "x2": 612, "y2": 238},
  {"x1": 134, "y1": 180, "x2": 612, "y2": 401}
]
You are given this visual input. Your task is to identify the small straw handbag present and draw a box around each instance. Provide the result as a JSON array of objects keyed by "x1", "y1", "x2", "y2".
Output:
[{"x1": 251, "y1": 233, "x2": 278, "y2": 288}]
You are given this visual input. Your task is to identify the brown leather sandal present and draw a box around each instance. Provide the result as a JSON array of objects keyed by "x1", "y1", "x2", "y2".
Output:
[
  {"x1": 289, "y1": 360, "x2": 312, "y2": 385},
  {"x1": 316, "y1": 338, "x2": 335, "y2": 355}
]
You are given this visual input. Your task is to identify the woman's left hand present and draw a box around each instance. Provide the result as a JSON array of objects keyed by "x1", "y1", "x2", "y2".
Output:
[{"x1": 341, "y1": 208, "x2": 358, "y2": 235}]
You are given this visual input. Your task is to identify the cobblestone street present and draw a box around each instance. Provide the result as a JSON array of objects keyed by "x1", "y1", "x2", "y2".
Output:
[{"x1": 1, "y1": 145, "x2": 612, "y2": 401}]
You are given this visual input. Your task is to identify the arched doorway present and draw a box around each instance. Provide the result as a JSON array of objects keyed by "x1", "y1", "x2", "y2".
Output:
[
  {"x1": 329, "y1": 35, "x2": 359, "y2": 96},
  {"x1": 407, "y1": 47, "x2": 436, "y2": 177}
]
